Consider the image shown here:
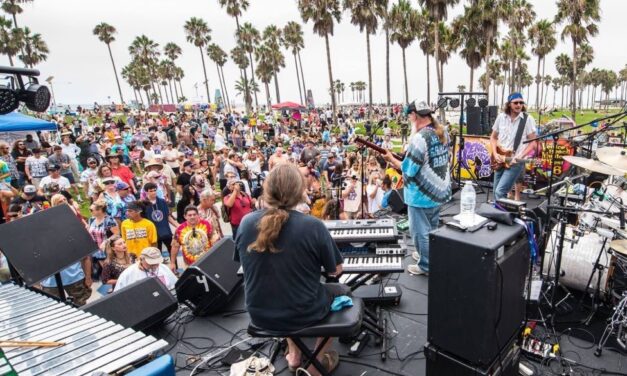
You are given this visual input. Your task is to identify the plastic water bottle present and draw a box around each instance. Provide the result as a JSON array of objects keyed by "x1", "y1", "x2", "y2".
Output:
[{"x1": 460, "y1": 182, "x2": 476, "y2": 226}]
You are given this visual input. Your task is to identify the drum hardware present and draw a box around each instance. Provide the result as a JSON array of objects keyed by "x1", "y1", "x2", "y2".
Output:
[{"x1": 595, "y1": 291, "x2": 627, "y2": 357}]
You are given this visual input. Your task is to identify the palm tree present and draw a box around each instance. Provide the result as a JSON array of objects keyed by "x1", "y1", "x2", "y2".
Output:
[
  {"x1": 237, "y1": 22, "x2": 260, "y2": 109},
  {"x1": 1, "y1": 0, "x2": 31, "y2": 28},
  {"x1": 208, "y1": 44, "x2": 231, "y2": 111},
  {"x1": 389, "y1": 0, "x2": 419, "y2": 103},
  {"x1": 453, "y1": 6, "x2": 484, "y2": 93},
  {"x1": 619, "y1": 65, "x2": 627, "y2": 104},
  {"x1": 529, "y1": 19, "x2": 556, "y2": 109},
  {"x1": 283, "y1": 21, "x2": 306, "y2": 104},
  {"x1": 231, "y1": 45, "x2": 252, "y2": 112},
  {"x1": 298, "y1": 0, "x2": 342, "y2": 125},
  {"x1": 555, "y1": 0, "x2": 600, "y2": 120},
  {"x1": 18, "y1": 27, "x2": 47, "y2": 68},
  {"x1": 0, "y1": 16, "x2": 22, "y2": 66},
  {"x1": 435, "y1": 21, "x2": 459, "y2": 93},
  {"x1": 542, "y1": 74, "x2": 552, "y2": 109},
  {"x1": 174, "y1": 67, "x2": 185, "y2": 99},
  {"x1": 551, "y1": 77, "x2": 560, "y2": 108},
  {"x1": 184, "y1": 17, "x2": 212, "y2": 103},
  {"x1": 555, "y1": 52, "x2": 572, "y2": 108},
  {"x1": 377, "y1": 0, "x2": 391, "y2": 105},
  {"x1": 218, "y1": 0, "x2": 250, "y2": 110},
  {"x1": 164, "y1": 42, "x2": 182, "y2": 101},
  {"x1": 334, "y1": 79, "x2": 342, "y2": 104},
  {"x1": 255, "y1": 43, "x2": 275, "y2": 110},
  {"x1": 504, "y1": 0, "x2": 535, "y2": 92},
  {"x1": 129, "y1": 35, "x2": 160, "y2": 103},
  {"x1": 234, "y1": 77, "x2": 257, "y2": 108},
  {"x1": 262, "y1": 25, "x2": 285, "y2": 104},
  {"x1": 416, "y1": 8, "x2": 434, "y2": 104},
  {"x1": 93, "y1": 22, "x2": 124, "y2": 103},
  {"x1": 344, "y1": 0, "x2": 385, "y2": 118},
  {"x1": 472, "y1": 0, "x2": 506, "y2": 105},
  {"x1": 417, "y1": 0, "x2": 460, "y2": 110}
]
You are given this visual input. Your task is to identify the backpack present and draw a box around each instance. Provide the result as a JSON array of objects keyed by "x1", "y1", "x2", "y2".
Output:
[{"x1": 220, "y1": 203, "x2": 230, "y2": 223}]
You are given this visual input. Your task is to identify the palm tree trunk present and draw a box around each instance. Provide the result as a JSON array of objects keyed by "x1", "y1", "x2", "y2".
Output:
[
  {"x1": 145, "y1": 89, "x2": 151, "y2": 105},
  {"x1": 571, "y1": 40, "x2": 577, "y2": 120},
  {"x1": 501, "y1": 71, "x2": 507, "y2": 106},
  {"x1": 544, "y1": 83, "x2": 549, "y2": 109},
  {"x1": 7, "y1": 54, "x2": 14, "y2": 67},
  {"x1": 535, "y1": 55, "x2": 541, "y2": 109},
  {"x1": 273, "y1": 71, "x2": 280, "y2": 104},
  {"x1": 248, "y1": 52, "x2": 259, "y2": 109},
  {"x1": 493, "y1": 81, "x2": 497, "y2": 105},
  {"x1": 163, "y1": 85, "x2": 170, "y2": 104},
  {"x1": 293, "y1": 53, "x2": 303, "y2": 104},
  {"x1": 385, "y1": 26, "x2": 390, "y2": 106},
  {"x1": 366, "y1": 32, "x2": 373, "y2": 119},
  {"x1": 553, "y1": 88, "x2": 556, "y2": 108},
  {"x1": 220, "y1": 66, "x2": 232, "y2": 112},
  {"x1": 469, "y1": 67, "x2": 474, "y2": 92},
  {"x1": 173, "y1": 79, "x2": 179, "y2": 102},
  {"x1": 426, "y1": 55, "x2": 431, "y2": 106},
  {"x1": 168, "y1": 80, "x2": 175, "y2": 104},
  {"x1": 264, "y1": 82, "x2": 271, "y2": 110},
  {"x1": 561, "y1": 85, "x2": 565, "y2": 109},
  {"x1": 178, "y1": 80, "x2": 185, "y2": 98},
  {"x1": 198, "y1": 47, "x2": 211, "y2": 103},
  {"x1": 324, "y1": 34, "x2": 337, "y2": 125},
  {"x1": 156, "y1": 83, "x2": 164, "y2": 104},
  {"x1": 297, "y1": 50, "x2": 307, "y2": 106},
  {"x1": 541, "y1": 57, "x2": 547, "y2": 108},
  {"x1": 132, "y1": 89, "x2": 139, "y2": 105},
  {"x1": 402, "y1": 47, "x2": 408, "y2": 103},
  {"x1": 106, "y1": 43, "x2": 124, "y2": 103},
  {"x1": 484, "y1": 40, "x2": 491, "y2": 104},
  {"x1": 215, "y1": 64, "x2": 226, "y2": 109}
]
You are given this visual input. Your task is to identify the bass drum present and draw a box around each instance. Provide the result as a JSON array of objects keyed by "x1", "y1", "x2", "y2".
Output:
[{"x1": 543, "y1": 224, "x2": 614, "y2": 295}]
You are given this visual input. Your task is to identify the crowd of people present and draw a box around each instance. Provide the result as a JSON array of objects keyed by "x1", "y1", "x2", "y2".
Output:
[{"x1": 0, "y1": 104, "x2": 409, "y2": 303}]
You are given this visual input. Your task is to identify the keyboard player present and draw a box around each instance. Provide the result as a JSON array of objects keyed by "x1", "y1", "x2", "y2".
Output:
[
  {"x1": 381, "y1": 100, "x2": 452, "y2": 276},
  {"x1": 235, "y1": 164, "x2": 349, "y2": 374}
]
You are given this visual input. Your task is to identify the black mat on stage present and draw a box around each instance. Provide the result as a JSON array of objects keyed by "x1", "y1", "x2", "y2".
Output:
[{"x1": 149, "y1": 191, "x2": 626, "y2": 375}]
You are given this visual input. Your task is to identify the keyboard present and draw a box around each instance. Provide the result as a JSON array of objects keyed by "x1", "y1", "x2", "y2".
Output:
[
  {"x1": 324, "y1": 218, "x2": 398, "y2": 243},
  {"x1": 342, "y1": 255, "x2": 404, "y2": 273}
]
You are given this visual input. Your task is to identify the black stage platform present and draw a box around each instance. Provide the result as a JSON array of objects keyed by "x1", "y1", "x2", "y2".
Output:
[{"x1": 153, "y1": 192, "x2": 627, "y2": 375}]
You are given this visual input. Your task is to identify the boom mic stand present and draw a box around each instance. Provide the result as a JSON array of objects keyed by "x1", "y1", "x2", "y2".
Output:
[{"x1": 358, "y1": 119, "x2": 387, "y2": 219}]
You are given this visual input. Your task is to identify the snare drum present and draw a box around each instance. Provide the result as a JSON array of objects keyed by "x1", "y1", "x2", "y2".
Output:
[{"x1": 543, "y1": 224, "x2": 614, "y2": 293}]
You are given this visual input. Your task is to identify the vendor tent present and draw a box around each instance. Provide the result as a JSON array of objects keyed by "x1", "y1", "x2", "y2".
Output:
[
  {"x1": 271, "y1": 101, "x2": 306, "y2": 111},
  {"x1": 0, "y1": 112, "x2": 56, "y2": 132}
]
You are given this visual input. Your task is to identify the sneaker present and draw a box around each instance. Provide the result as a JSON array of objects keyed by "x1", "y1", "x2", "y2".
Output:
[
  {"x1": 407, "y1": 264, "x2": 428, "y2": 276},
  {"x1": 412, "y1": 251, "x2": 419, "y2": 262}
]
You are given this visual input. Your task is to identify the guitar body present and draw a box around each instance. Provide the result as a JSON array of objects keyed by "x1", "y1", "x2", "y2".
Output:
[{"x1": 490, "y1": 145, "x2": 534, "y2": 171}]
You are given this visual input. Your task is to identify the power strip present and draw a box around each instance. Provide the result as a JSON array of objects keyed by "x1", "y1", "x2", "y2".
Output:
[{"x1": 521, "y1": 336, "x2": 557, "y2": 360}]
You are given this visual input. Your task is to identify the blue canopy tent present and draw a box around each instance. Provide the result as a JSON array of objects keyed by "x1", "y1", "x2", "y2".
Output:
[
  {"x1": 0, "y1": 112, "x2": 56, "y2": 146},
  {"x1": 0, "y1": 112, "x2": 56, "y2": 132}
]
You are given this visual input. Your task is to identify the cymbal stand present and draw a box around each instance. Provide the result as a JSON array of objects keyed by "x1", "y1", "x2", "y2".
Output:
[{"x1": 579, "y1": 230, "x2": 610, "y2": 326}]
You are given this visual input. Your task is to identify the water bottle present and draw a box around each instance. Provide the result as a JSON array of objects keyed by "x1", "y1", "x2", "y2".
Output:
[{"x1": 460, "y1": 182, "x2": 476, "y2": 226}]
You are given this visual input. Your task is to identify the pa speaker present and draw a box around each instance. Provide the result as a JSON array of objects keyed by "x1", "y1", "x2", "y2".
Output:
[
  {"x1": 466, "y1": 106, "x2": 482, "y2": 135},
  {"x1": 81, "y1": 277, "x2": 178, "y2": 331},
  {"x1": 388, "y1": 189, "x2": 407, "y2": 214},
  {"x1": 175, "y1": 237, "x2": 243, "y2": 316}
]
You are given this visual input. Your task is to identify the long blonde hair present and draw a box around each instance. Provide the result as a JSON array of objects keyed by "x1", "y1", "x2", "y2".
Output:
[
  {"x1": 104, "y1": 235, "x2": 131, "y2": 265},
  {"x1": 248, "y1": 164, "x2": 304, "y2": 253}
]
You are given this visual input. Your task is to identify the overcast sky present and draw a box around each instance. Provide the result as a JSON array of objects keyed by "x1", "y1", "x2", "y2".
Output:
[{"x1": 9, "y1": 0, "x2": 626, "y2": 107}]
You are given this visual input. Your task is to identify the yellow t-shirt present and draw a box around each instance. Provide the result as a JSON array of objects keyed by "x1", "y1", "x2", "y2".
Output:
[{"x1": 121, "y1": 218, "x2": 158, "y2": 257}]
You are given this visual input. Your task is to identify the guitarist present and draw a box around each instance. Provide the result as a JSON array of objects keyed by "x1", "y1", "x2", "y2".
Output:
[
  {"x1": 490, "y1": 92, "x2": 538, "y2": 200},
  {"x1": 381, "y1": 100, "x2": 451, "y2": 276}
]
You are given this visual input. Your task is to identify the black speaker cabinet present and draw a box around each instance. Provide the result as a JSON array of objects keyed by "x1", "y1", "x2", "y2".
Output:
[
  {"x1": 175, "y1": 237, "x2": 243, "y2": 316},
  {"x1": 81, "y1": 277, "x2": 178, "y2": 331},
  {"x1": 425, "y1": 332, "x2": 521, "y2": 376},
  {"x1": 466, "y1": 106, "x2": 482, "y2": 135},
  {"x1": 428, "y1": 224, "x2": 529, "y2": 366},
  {"x1": 388, "y1": 188, "x2": 407, "y2": 214}
]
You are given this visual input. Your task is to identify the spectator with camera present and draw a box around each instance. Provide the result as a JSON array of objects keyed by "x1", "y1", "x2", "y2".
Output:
[{"x1": 223, "y1": 178, "x2": 253, "y2": 238}]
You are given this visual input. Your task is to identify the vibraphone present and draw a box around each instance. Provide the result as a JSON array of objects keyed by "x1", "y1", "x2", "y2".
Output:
[{"x1": 0, "y1": 283, "x2": 168, "y2": 376}]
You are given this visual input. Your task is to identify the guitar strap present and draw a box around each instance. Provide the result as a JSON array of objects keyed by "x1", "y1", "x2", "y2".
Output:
[{"x1": 512, "y1": 113, "x2": 528, "y2": 155}]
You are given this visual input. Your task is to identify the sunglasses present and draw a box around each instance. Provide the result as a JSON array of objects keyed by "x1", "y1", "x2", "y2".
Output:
[
  {"x1": 103, "y1": 181, "x2": 116, "y2": 185},
  {"x1": 511, "y1": 101, "x2": 525, "y2": 105}
]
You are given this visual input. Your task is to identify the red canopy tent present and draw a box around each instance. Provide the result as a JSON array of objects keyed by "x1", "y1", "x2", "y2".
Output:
[{"x1": 271, "y1": 101, "x2": 306, "y2": 111}]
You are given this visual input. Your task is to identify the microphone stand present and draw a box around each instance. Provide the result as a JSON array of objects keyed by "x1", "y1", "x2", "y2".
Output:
[{"x1": 359, "y1": 119, "x2": 387, "y2": 219}]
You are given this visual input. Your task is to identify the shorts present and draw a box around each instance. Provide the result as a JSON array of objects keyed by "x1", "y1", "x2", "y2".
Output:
[
  {"x1": 41, "y1": 279, "x2": 92, "y2": 306},
  {"x1": 62, "y1": 173, "x2": 76, "y2": 184}
]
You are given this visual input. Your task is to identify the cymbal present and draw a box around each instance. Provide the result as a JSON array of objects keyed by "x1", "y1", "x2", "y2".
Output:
[
  {"x1": 562, "y1": 156, "x2": 625, "y2": 176},
  {"x1": 610, "y1": 239, "x2": 627, "y2": 256},
  {"x1": 596, "y1": 147, "x2": 627, "y2": 172}
]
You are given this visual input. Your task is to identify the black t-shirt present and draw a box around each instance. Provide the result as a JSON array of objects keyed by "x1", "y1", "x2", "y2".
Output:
[
  {"x1": 235, "y1": 210, "x2": 342, "y2": 331},
  {"x1": 11, "y1": 195, "x2": 47, "y2": 214},
  {"x1": 176, "y1": 172, "x2": 192, "y2": 188},
  {"x1": 11, "y1": 149, "x2": 30, "y2": 172}
]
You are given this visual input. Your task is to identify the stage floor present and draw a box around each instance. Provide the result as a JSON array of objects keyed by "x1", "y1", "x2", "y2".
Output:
[{"x1": 153, "y1": 192, "x2": 627, "y2": 375}]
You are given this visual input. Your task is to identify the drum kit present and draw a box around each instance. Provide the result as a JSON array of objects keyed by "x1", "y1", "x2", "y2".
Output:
[{"x1": 541, "y1": 146, "x2": 627, "y2": 355}]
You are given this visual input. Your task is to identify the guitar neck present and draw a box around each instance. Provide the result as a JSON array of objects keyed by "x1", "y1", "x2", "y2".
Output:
[{"x1": 354, "y1": 137, "x2": 403, "y2": 160}]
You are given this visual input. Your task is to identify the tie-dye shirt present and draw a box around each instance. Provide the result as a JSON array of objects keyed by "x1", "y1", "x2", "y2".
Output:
[{"x1": 401, "y1": 125, "x2": 452, "y2": 208}]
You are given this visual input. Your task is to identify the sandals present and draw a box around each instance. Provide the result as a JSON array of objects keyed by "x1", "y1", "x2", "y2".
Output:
[{"x1": 321, "y1": 350, "x2": 339, "y2": 374}]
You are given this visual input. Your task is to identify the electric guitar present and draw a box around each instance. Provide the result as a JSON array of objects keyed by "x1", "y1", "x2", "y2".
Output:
[
  {"x1": 354, "y1": 137, "x2": 404, "y2": 188},
  {"x1": 490, "y1": 144, "x2": 535, "y2": 171}
]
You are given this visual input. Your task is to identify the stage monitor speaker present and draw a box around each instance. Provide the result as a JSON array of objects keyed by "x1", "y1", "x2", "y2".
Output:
[
  {"x1": 483, "y1": 105, "x2": 498, "y2": 134},
  {"x1": 81, "y1": 277, "x2": 178, "y2": 332},
  {"x1": 388, "y1": 188, "x2": 407, "y2": 214},
  {"x1": 425, "y1": 332, "x2": 521, "y2": 376},
  {"x1": 466, "y1": 106, "x2": 482, "y2": 135},
  {"x1": 428, "y1": 224, "x2": 529, "y2": 366},
  {"x1": 175, "y1": 237, "x2": 243, "y2": 316},
  {"x1": 0, "y1": 204, "x2": 97, "y2": 285}
]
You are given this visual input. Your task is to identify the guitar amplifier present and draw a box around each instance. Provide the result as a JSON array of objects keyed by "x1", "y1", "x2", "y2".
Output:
[{"x1": 428, "y1": 224, "x2": 529, "y2": 366}]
